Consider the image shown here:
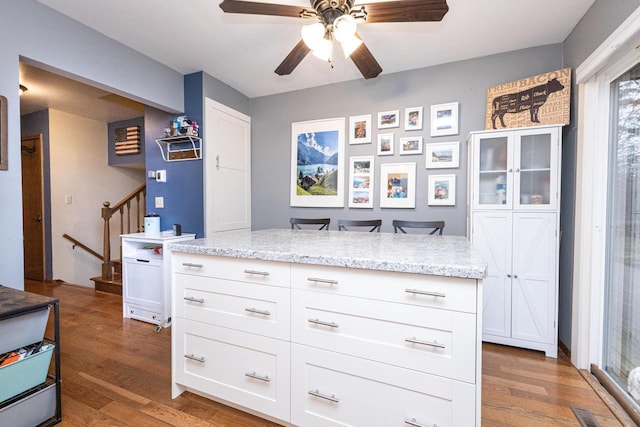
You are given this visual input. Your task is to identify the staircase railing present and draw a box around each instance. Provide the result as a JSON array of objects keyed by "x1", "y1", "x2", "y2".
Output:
[{"x1": 101, "y1": 184, "x2": 146, "y2": 280}]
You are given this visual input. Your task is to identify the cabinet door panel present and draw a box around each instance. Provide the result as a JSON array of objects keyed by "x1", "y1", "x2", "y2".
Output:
[
  {"x1": 123, "y1": 259, "x2": 162, "y2": 311},
  {"x1": 472, "y1": 132, "x2": 514, "y2": 209},
  {"x1": 511, "y1": 213, "x2": 557, "y2": 344},
  {"x1": 472, "y1": 212, "x2": 512, "y2": 338}
]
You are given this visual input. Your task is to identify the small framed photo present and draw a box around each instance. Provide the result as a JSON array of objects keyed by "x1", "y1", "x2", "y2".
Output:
[
  {"x1": 430, "y1": 102, "x2": 459, "y2": 136},
  {"x1": 348, "y1": 156, "x2": 374, "y2": 208},
  {"x1": 399, "y1": 136, "x2": 423, "y2": 155},
  {"x1": 404, "y1": 106, "x2": 423, "y2": 131},
  {"x1": 380, "y1": 162, "x2": 416, "y2": 208},
  {"x1": 428, "y1": 174, "x2": 456, "y2": 206},
  {"x1": 377, "y1": 133, "x2": 394, "y2": 156},
  {"x1": 425, "y1": 141, "x2": 460, "y2": 168},
  {"x1": 349, "y1": 114, "x2": 372, "y2": 144},
  {"x1": 378, "y1": 110, "x2": 400, "y2": 129}
]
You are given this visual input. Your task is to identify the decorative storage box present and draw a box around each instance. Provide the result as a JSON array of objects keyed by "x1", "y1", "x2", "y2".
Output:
[
  {"x1": 0, "y1": 307, "x2": 49, "y2": 354},
  {"x1": 0, "y1": 343, "x2": 55, "y2": 403},
  {"x1": 0, "y1": 382, "x2": 56, "y2": 427}
]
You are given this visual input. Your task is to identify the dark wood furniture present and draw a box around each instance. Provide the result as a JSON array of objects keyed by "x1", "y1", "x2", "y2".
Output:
[
  {"x1": 392, "y1": 220, "x2": 445, "y2": 235},
  {"x1": 337, "y1": 219, "x2": 382, "y2": 232},
  {"x1": 289, "y1": 217, "x2": 330, "y2": 230}
]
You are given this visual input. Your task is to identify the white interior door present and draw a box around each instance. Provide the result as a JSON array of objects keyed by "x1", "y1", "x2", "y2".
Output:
[
  {"x1": 472, "y1": 211, "x2": 512, "y2": 338},
  {"x1": 205, "y1": 98, "x2": 251, "y2": 234}
]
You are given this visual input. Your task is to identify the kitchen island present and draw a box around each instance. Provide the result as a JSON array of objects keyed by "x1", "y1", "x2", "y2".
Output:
[{"x1": 170, "y1": 229, "x2": 486, "y2": 426}]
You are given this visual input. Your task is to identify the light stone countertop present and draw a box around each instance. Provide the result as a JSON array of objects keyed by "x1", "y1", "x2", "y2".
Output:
[{"x1": 169, "y1": 229, "x2": 487, "y2": 279}]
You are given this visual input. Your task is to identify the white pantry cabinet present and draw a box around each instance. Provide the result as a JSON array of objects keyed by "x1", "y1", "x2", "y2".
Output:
[{"x1": 468, "y1": 125, "x2": 561, "y2": 357}]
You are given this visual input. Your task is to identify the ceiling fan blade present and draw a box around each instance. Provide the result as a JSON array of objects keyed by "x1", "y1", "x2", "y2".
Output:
[
  {"x1": 357, "y1": 0, "x2": 449, "y2": 23},
  {"x1": 219, "y1": 0, "x2": 311, "y2": 18},
  {"x1": 350, "y1": 38, "x2": 382, "y2": 79},
  {"x1": 275, "y1": 40, "x2": 311, "y2": 76}
]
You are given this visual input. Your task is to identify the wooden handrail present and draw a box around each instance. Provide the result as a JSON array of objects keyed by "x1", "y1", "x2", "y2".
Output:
[
  {"x1": 100, "y1": 184, "x2": 146, "y2": 280},
  {"x1": 62, "y1": 233, "x2": 103, "y2": 260}
]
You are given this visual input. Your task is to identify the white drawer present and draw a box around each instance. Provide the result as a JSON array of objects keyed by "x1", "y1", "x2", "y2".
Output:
[
  {"x1": 173, "y1": 319, "x2": 290, "y2": 422},
  {"x1": 173, "y1": 253, "x2": 290, "y2": 288},
  {"x1": 124, "y1": 303, "x2": 163, "y2": 326},
  {"x1": 291, "y1": 344, "x2": 476, "y2": 427},
  {"x1": 291, "y1": 290, "x2": 476, "y2": 383},
  {"x1": 291, "y1": 264, "x2": 477, "y2": 313},
  {"x1": 174, "y1": 273, "x2": 290, "y2": 340}
]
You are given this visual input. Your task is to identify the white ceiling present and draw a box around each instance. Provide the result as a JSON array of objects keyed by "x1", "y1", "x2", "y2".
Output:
[{"x1": 23, "y1": 0, "x2": 594, "y2": 121}]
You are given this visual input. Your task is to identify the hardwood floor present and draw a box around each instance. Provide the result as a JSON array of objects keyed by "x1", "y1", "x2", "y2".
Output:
[{"x1": 24, "y1": 280, "x2": 628, "y2": 426}]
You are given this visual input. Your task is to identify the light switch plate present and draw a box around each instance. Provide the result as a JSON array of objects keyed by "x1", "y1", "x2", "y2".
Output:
[
  {"x1": 155, "y1": 196, "x2": 164, "y2": 208},
  {"x1": 156, "y1": 169, "x2": 167, "y2": 182}
]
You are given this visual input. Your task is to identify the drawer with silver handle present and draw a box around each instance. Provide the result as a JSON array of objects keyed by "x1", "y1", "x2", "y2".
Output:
[
  {"x1": 291, "y1": 264, "x2": 477, "y2": 313},
  {"x1": 173, "y1": 253, "x2": 290, "y2": 287}
]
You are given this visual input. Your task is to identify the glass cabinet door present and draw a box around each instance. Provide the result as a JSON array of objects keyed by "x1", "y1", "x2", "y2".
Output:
[
  {"x1": 514, "y1": 127, "x2": 559, "y2": 210},
  {"x1": 474, "y1": 133, "x2": 513, "y2": 208}
]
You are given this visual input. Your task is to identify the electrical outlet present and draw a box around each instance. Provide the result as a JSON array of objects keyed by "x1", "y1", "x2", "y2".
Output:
[
  {"x1": 64, "y1": 194, "x2": 72, "y2": 205},
  {"x1": 155, "y1": 196, "x2": 164, "y2": 209}
]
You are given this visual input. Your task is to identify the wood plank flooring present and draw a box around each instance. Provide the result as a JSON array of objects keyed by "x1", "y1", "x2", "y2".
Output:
[{"x1": 24, "y1": 280, "x2": 627, "y2": 426}]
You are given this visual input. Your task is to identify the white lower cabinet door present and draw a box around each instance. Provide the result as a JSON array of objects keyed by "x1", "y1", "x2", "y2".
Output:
[
  {"x1": 471, "y1": 211, "x2": 512, "y2": 339},
  {"x1": 291, "y1": 344, "x2": 477, "y2": 427},
  {"x1": 174, "y1": 319, "x2": 290, "y2": 422},
  {"x1": 511, "y1": 212, "x2": 557, "y2": 344}
]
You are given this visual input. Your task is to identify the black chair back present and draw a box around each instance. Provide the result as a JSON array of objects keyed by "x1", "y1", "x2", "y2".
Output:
[
  {"x1": 290, "y1": 217, "x2": 330, "y2": 230},
  {"x1": 337, "y1": 219, "x2": 382, "y2": 232},
  {"x1": 392, "y1": 220, "x2": 444, "y2": 235}
]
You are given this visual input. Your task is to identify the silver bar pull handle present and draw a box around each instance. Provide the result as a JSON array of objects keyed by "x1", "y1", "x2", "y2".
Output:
[
  {"x1": 405, "y1": 337, "x2": 446, "y2": 349},
  {"x1": 245, "y1": 307, "x2": 271, "y2": 316},
  {"x1": 182, "y1": 262, "x2": 204, "y2": 268},
  {"x1": 405, "y1": 288, "x2": 446, "y2": 298},
  {"x1": 308, "y1": 389, "x2": 339, "y2": 403},
  {"x1": 184, "y1": 353, "x2": 205, "y2": 362},
  {"x1": 308, "y1": 318, "x2": 339, "y2": 328},
  {"x1": 404, "y1": 418, "x2": 436, "y2": 427},
  {"x1": 184, "y1": 296, "x2": 205, "y2": 303},
  {"x1": 244, "y1": 269, "x2": 270, "y2": 276},
  {"x1": 245, "y1": 371, "x2": 271, "y2": 382},
  {"x1": 307, "y1": 277, "x2": 339, "y2": 285}
]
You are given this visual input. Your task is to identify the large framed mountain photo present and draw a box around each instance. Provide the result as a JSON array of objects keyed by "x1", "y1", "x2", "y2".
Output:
[{"x1": 290, "y1": 117, "x2": 345, "y2": 207}]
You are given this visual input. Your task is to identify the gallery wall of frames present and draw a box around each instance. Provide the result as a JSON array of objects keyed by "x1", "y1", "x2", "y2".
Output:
[{"x1": 291, "y1": 102, "x2": 460, "y2": 209}]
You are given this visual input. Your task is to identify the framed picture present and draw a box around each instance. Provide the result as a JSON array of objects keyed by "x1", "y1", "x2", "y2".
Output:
[
  {"x1": 348, "y1": 156, "x2": 374, "y2": 208},
  {"x1": 399, "y1": 136, "x2": 423, "y2": 155},
  {"x1": 349, "y1": 114, "x2": 372, "y2": 144},
  {"x1": 378, "y1": 110, "x2": 400, "y2": 129},
  {"x1": 425, "y1": 141, "x2": 460, "y2": 168},
  {"x1": 430, "y1": 102, "x2": 459, "y2": 136},
  {"x1": 428, "y1": 174, "x2": 456, "y2": 206},
  {"x1": 377, "y1": 133, "x2": 394, "y2": 156},
  {"x1": 290, "y1": 117, "x2": 345, "y2": 207},
  {"x1": 404, "y1": 106, "x2": 423, "y2": 131},
  {"x1": 0, "y1": 96, "x2": 7, "y2": 171},
  {"x1": 380, "y1": 162, "x2": 416, "y2": 208}
]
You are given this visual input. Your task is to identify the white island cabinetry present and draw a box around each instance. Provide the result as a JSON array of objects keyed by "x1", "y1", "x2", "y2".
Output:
[{"x1": 170, "y1": 229, "x2": 486, "y2": 426}]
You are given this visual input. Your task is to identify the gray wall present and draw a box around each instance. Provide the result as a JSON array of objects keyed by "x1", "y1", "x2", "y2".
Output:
[
  {"x1": 1, "y1": 0, "x2": 184, "y2": 290},
  {"x1": 250, "y1": 44, "x2": 564, "y2": 235},
  {"x1": 558, "y1": 0, "x2": 640, "y2": 349}
]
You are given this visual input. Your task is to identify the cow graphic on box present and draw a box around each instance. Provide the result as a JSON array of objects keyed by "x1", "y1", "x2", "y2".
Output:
[{"x1": 491, "y1": 78, "x2": 565, "y2": 129}]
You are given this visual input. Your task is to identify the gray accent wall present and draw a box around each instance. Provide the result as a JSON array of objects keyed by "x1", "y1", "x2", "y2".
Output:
[
  {"x1": 559, "y1": 0, "x2": 640, "y2": 349},
  {"x1": 1, "y1": 0, "x2": 184, "y2": 290},
  {"x1": 250, "y1": 44, "x2": 564, "y2": 235}
]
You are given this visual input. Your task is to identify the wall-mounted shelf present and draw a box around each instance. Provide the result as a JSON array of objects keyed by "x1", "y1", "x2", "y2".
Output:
[{"x1": 154, "y1": 135, "x2": 202, "y2": 162}]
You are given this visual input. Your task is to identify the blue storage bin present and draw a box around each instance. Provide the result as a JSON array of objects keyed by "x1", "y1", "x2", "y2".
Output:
[{"x1": 0, "y1": 343, "x2": 54, "y2": 403}]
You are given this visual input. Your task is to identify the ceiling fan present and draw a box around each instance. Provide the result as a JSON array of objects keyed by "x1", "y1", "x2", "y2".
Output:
[{"x1": 219, "y1": 0, "x2": 449, "y2": 79}]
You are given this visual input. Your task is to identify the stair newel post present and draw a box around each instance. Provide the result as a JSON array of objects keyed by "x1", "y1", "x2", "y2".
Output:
[{"x1": 101, "y1": 201, "x2": 113, "y2": 280}]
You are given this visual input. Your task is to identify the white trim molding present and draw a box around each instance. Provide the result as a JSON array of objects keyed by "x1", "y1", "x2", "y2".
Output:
[{"x1": 572, "y1": 7, "x2": 640, "y2": 369}]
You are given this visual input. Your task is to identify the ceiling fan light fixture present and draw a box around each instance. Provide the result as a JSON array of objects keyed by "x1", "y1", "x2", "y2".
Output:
[
  {"x1": 311, "y1": 37, "x2": 333, "y2": 62},
  {"x1": 301, "y1": 22, "x2": 326, "y2": 51},
  {"x1": 333, "y1": 15, "x2": 357, "y2": 42},
  {"x1": 339, "y1": 34, "x2": 362, "y2": 58}
]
